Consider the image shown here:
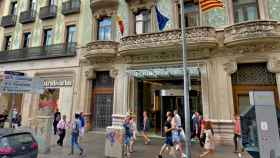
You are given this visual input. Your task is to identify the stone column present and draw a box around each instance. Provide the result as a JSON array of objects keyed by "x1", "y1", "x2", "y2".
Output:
[
  {"x1": 267, "y1": 58, "x2": 280, "y2": 101},
  {"x1": 172, "y1": 0, "x2": 179, "y2": 29},
  {"x1": 200, "y1": 64, "x2": 210, "y2": 120}
]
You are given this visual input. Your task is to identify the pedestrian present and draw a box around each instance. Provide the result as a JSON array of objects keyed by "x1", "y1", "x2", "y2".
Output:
[
  {"x1": 233, "y1": 115, "x2": 241, "y2": 153},
  {"x1": 142, "y1": 111, "x2": 151, "y2": 145},
  {"x1": 0, "y1": 112, "x2": 8, "y2": 128},
  {"x1": 79, "y1": 112, "x2": 85, "y2": 138},
  {"x1": 199, "y1": 116, "x2": 206, "y2": 148},
  {"x1": 171, "y1": 111, "x2": 186, "y2": 158},
  {"x1": 191, "y1": 112, "x2": 201, "y2": 140},
  {"x1": 53, "y1": 109, "x2": 61, "y2": 135},
  {"x1": 200, "y1": 121, "x2": 215, "y2": 157},
  {"x1": 123, "y1": 114, "x2": 132, "y2": 157},
  {"x1": 129, "y1": 115, "x2": 137, "y2": 152},
  {"x1": 158, "y1": 111, "x2": 176, "y2": 158},
  {"x1": 15, "y1": 113, "x2": 22, "y2": 128},
  {"x1": 57, "y1": 115, "x2": 67, "y2": 146},
  {"x1": 11, "y1": 107, "x2": 18, "y2": 128},
  {"x1": 69, "y1": 113, "x2": 84, "y2": 155}
]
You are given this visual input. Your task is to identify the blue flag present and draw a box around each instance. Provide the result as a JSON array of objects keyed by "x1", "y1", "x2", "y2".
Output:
[{"x1": 155, "y1": 6, "x2": 169, "y2": 31}]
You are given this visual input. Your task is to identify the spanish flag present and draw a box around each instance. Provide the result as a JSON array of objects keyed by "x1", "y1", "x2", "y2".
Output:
[
  {"x1": 117, "y1": 16, "x2": 125, "y2": 36},
  {"x1": 200, "y1": 0, "x2": 224, "y2": 12}
]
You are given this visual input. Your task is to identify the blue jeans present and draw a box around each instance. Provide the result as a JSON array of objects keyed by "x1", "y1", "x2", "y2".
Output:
[{"x1": 71, "y1": 132, "x2": 82, "y2": 153}]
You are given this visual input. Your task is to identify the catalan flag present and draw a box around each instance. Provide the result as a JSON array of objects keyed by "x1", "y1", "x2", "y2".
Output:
[
  {"x1": 117, "y1": 16, "x2": 125, "y2": 36},
  {"x1": 200, "y1": 0, "x2": 224, "y2": 12}
]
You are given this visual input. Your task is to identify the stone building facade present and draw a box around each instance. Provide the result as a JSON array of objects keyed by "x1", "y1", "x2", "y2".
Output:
[{"x1": 1, "y1": 0, "x2": 280, "y2": 144}]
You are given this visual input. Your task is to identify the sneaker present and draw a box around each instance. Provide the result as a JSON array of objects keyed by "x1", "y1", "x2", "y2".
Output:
[
  {"x1": 175, "y1": 144, "x2": 179, "y2": 151},
  {"x1": 80, "y1": 149, "x2": 84, "y2": 155},
  {"x1": 182, "y1": 153, "x2": 186, "y2": 158},
  {"x1": 158, "y1": 155, "x2": 162, "y2": 158}
]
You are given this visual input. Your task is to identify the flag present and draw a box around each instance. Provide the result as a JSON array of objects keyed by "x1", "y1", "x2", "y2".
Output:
[
  {"x1": 155, "y1": 6, "x2": 169, "y2": 31},
  {"x1": 117, "y1": 16, "x2": 125, "y2": 36},
  {"x1": 200, "y1": 0, "x2": 224, "y2": 12}
]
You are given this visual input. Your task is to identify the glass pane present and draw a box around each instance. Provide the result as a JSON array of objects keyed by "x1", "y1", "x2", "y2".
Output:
[
  {"x1": 136, "y1": 14, "x2": 143, "y2": 21},
  {"x1": 45, "y1": 30, "x2": 52, "y2": 46},
  {"x1": 104, "y1": 27, "x2": 111, "y2": 41},
  {"x1": 239, "y1": 95, "x2": 251, "y2": 115},
  {"x1": 136, "y1": 21, "x2": 143, "y2": 34},
  {"x1": 98, "y1": 18, "x2": 111, "y2": 40},
  {"x1": 67, "y1": 26, "x2": 77, "y2": 43},
  {"x1": 247, "y1": 6, "x2": 258, "y2": 21},
  {"x1": 237, "y1": 8, "x2": 244, "y2": 22}
]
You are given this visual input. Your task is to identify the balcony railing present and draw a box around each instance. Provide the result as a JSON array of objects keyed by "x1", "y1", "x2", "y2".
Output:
[
  {"x1": 0, "y1": 43, "x2": 76, "y2": 63},
  {"x1": 39, "y1": 5, "x2": 57, "y2": 20},
  {"x1": 119, "y1": 26, "x2": 217, "y2": 55},
  {"x1": 19, "y1": 10, "x2": 36, "y2": 24},
  {"x1": 62, "y1": 0, "x2": 81, "y2": 15},
  {"x1": 0, "y1": 15, "x2": 17, "y2": 28}
]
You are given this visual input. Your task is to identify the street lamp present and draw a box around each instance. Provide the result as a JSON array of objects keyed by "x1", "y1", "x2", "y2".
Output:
[{"x1": 180, "y1": 0, "x2": 192, "y2": 157}]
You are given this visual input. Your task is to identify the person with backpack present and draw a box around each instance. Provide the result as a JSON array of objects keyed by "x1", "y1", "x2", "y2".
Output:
[{"x1": 69, "y1": 113, "x2": 84, "y2": 155}]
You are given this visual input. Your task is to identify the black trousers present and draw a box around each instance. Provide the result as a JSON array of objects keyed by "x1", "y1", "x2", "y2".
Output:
[
  {"x1": 53, "y1": 121, "x2": 58, "y2": 135},
  {"x1": 233, "y1": 133, "x2": 240, "y2": 151},
  {"x1": 57, "y1": 129, "x2": 66, "y2": 146}
]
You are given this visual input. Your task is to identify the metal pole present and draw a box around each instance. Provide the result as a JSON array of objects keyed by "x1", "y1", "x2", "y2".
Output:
[{"x1": 180, "y1": 0, "x2": 191, "y2": 157}]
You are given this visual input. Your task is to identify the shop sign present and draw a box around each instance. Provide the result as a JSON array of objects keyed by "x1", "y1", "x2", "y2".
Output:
[{"x1": 43, "y1": 79, "x2": 72, "y2": 88}]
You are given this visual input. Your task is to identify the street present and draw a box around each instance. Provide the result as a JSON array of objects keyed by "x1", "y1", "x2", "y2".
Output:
[{"x1": 39, "y1": 132, "x2": 251, "y2": 158}]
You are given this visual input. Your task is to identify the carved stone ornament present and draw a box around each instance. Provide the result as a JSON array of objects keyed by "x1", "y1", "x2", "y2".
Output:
[
  {"x1": 267, "y1": 58, "x2": 280, "y2": 73},
  {"x1": 110, "y1": 69, "x2": 119, "y2": 78},
  {"x1": 85, "y1": 68, "x2": 96, "y2": 79},
  {"x1": 223, "y1": 60, "x2": 237, "y2": 75},
  {"x1": 90, "y1": 0, "x2": 118, "y2": 19},
  {"x1": 125, "y1": 0, "x2": 156, "y2": 13}
]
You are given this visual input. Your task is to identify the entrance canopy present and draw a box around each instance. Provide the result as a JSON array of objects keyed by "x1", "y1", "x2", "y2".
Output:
[{"x1": 127, "y1": 65, "x2": 200, "y2": 79}]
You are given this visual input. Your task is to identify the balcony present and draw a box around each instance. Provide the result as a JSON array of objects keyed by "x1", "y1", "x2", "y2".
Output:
[
  {"x1": 90, "y1": 0, "x2": 118, "y2": 11},
  {"x1": 62, "y1": 0, "x2": 81, "y2": 15},
  {"x1": 0, "y1": 15, "x2": 17, "y2": 28},
  {"x1": 39, "y1": 5, "x2": 57, "y2": 20},
  {"x1": 119, "y1": 26, "x2": 218, "y2": 55},
  {"x1": 0, "y1": 43, "x2": 76, "y2": 63},
  {"x1": 19, "y1": 10, "x2": 36, "y2": 24},
  {"x1": 224, "y1": 20, "x2": 280, "y2": 46},
  {"x1": 83, "y1": 41, "x2": 119, "y2": 63}
]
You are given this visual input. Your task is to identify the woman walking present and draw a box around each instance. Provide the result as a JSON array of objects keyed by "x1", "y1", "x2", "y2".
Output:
[
  {"x1": 69, "y1": 113, "x2": 84, "y2": 155},
  {"x1": 142, "y1": 111, "x2": 151, "y2": 144},
  {"x1": 57, "y1": 115, "x2": 67, "y2": 146},
  {"x1": 200, "y1": 121, "x2": 215, "y2": 157},
  {"x1": 129, "y1": 116, "x2": 137, "y2": 152}
]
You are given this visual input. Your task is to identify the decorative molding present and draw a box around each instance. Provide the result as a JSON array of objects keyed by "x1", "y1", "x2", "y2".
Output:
[
  {"x1": 125, "y1": 0, "x2": 156, "y2": 13},
  {"x1": 224, "y1": 20, "x2": 280, "y2": 46},
  {"x1": 223, "y1": 60, "x2": 237, "y2": 75},
  {"x1": 267, "y1": 58, "x2": 280, "y2": 73},
  {"x1": 85, "y1": 68, "x2": 96, "y2": 79},
  {"x1": 90, "y1": 0, "x2": 118, "y2": 19},
  {"x1": 110, "y1": 69, "x2": 119, "y2": 78}
]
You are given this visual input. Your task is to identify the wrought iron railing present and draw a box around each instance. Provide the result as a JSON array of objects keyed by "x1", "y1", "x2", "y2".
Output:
[
  {"x1": 62, "y1": 0, "x2": 81, "y2": 15},
  {"x1": 0, "y1": 15, "x2": 17, "y2": 28},
  {"x1": 0, "y1": 43, "x2": 76, "y2": 63},
  {"x1": 19, "y1": 10, "x2": 36, "y2": 24},
  {"x1": 39, "y1": 5, "x2": 57, "y2": 20}
]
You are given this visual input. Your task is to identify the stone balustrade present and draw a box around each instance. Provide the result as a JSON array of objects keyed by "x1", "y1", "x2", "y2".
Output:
[{"x1": 224, "y1": 20, "x2": 280, "y2": 46}]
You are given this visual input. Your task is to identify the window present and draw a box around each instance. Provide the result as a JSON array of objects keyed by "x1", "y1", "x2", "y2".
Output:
[
  {"x1": 29, "y1": 0, "x2": 37, "y2": 10},
  {"x1": 233, "y1": 0, "x2": 259, "y2": 23},
  {"x1": 66, "y1": 25, "x2": 77, "y2": 43},
  {"x1": 10, "y1": 2, "x2": 17, "y2": 15},
  {"x1": 135, "y1": 10, "x2": 151, "y2": 34},
  {"x1": 178, "y1": 1, "x2": 200, "y2": 28},
  {"x1": 3, "y1": 35, "x2": 12, "y2": 50},
  {"x1": 43, "y1": 29, "x2": 53, "y2": 46},
  {"x1": 49, "y1": 0, "x2": 56, "y2": 6},
  {"x1": 22, "y1": 32, "x2": 31, "y2": 48},
  {"x1": 98, "y1": 17, "x2": 112, "y2": 41}
]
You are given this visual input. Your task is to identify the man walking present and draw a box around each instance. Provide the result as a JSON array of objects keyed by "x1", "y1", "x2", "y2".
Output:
[
  {"x1": 158, "y1": 111, "x2": 175, "y2": 158},
  {"x1": 69, "y1": 113, "x2": 84, "y2": 155},
  {"x1": 57, "y1": 115, "x2": 67, "y2": 146},
  {"x1": 53, "y1": 109, "x2": 61, "y2": 135}
]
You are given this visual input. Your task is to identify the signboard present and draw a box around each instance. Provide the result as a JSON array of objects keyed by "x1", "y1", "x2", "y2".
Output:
[{"x1": 0, "y1": 74, "x2": 44, "y2": 94}]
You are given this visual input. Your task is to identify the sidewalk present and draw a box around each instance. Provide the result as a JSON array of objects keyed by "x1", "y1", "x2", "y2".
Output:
[{"x1": 39, "y1": 132, "x2": 251, "y2": 158}]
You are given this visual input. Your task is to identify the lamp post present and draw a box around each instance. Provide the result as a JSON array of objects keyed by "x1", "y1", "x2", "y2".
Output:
[{"x1": 180, "y1": 0, "x2": 191, "y2": 157}]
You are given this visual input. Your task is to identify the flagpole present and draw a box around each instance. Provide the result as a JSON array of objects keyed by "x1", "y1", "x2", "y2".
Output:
[
  {"x1": 199, "y1": 0, "x2": 203, "y2": 26},
  {"x1": 180, "y1": 0, "x2": 191, "y2": 158}
]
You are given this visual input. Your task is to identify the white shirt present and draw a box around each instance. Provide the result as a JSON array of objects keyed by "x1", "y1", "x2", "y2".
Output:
[{"x1": 175, "y1": 114, "x2": 182, "y2": 128}]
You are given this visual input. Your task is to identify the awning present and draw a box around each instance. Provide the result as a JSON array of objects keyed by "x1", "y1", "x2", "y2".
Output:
[{"x1": 127, "y1": 65, "x2": 200, "y2": 79}]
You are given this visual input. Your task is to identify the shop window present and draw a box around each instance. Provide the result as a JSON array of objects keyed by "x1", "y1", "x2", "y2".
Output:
[
  {"x1": 233, "y1": 0, "x2": 259, "y2": 23},
  {"x1": 48, "y1": 0, "x2": 56, "y2": 6},
  {"x1": 3, "y1": 35, "x2": 12, "y2": 50},
  {"x1": 29, "y1": 0, "x2": 37, "y2": 10},
  {"x1": 97, "y1": 17, "x2": 112, "y2": 41},
  {"x1": 179, "y1": 0, "x2": 200, "y2": 28},
  {"x1": 22, "y1": 32, "x2": 31, "y2": 48},
  {"x1": 10, "y1": 1, "x2": 18, "y2": 15},
  {"x1": 135, "y1": 10, "x2": 151, "y2": 34},
  {"x1": 42, "y1": 29, "x2": 53, "y2": 46},
  {"x1": 66, "y1": 25, "x2": 77, "y2": 43}
]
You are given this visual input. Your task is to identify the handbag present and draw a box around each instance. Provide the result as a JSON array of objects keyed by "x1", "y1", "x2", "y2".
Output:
[{"x1": 180, "y1": 129, "x2": 186, "y2": 141}]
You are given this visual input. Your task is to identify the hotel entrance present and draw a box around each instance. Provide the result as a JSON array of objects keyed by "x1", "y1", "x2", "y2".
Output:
[{"x1": 128, "y1": 65, "x2": 202, "y2": 136}]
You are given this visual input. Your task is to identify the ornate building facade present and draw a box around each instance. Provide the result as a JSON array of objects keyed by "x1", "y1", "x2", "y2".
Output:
[{"x1": 1, "y1": 0, "x2": 280, "y2": 144}]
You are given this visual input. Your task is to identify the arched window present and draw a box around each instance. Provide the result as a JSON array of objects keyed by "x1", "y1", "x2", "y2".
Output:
[
  {"x1": 98, "y1": 17, "x2": 112, "y2": 41},
  {"x1": 233, "y1": 0, "x2": 259, "y2": 23},
  {"x1": 135, "y1": 10, "x2": 151, "y2": 34}
]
